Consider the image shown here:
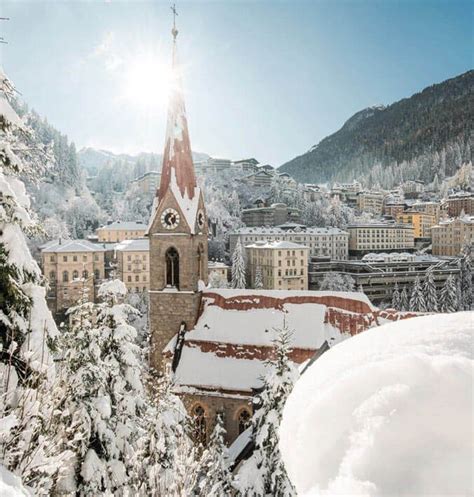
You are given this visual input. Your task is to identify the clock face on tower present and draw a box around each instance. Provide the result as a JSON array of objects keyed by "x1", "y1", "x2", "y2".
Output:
[
  {"x1": 161, "y1": 208, "x2": 180, "y2": 230},
  {"x1": 197, "y1": 209, "x2": 206, "y2": 230}
]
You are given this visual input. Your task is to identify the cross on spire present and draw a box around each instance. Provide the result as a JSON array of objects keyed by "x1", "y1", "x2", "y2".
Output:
[{"x1": 171, "y1": 3, "x2": 178, "y2": 41}]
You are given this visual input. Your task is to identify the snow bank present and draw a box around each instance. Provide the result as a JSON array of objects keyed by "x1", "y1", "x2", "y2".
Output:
[
  {"x1": 280, "y1": 312, "x2": 474, "y2": 497},
  {"x1": 0, "y1": 465, "x2": 32, "y2": 496}
]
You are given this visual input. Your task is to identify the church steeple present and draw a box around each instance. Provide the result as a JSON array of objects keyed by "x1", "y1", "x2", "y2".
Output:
[
  {"x1": 149, "y1": 5, "x2": 202, "y2": 235},
  {"x1": 148, "y1": 7, "x2": 208, "y2": 372}
]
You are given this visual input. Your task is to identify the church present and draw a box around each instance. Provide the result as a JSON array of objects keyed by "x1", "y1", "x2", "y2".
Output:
[{"x1": 146, "y1": 20, "x2": 412, "y2": 446}]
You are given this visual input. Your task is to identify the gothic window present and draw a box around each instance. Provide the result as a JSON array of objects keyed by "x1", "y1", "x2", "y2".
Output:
[
  {"x1": 238, "y1": 409, "x2": 251, "y2": 434},
  {"x1": 197, "y1": 244, "x2": 204, "y2": 281},
  {"x1": 165, "y1": 247, "x2": 180, "y2": 288},
  {"x1": 192, "y1": 404, "x2": 207, "y2": 445},
  {"x1": 62, "y1": 271, "x2": 69, "y2": 282}
]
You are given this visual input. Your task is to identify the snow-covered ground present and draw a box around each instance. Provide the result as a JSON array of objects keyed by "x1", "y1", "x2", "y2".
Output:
[
  {"x1": 0, "y1": 465, "x2": 31, "y2": 497},
  {"x1": 280, "y1": 312, "x2": 473, "y2": 496}
]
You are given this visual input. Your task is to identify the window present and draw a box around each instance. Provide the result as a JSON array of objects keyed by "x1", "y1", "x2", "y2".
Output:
[
  {"x1": 83, "y1": 255, "x2": 87, "y2": 262},
  {"x1": 73, "y1": 255, "x2": 78, "y2": 262},
  {"x1": 95, "y1": 254, "x2": 99, "y2": 262},
  {"x1": 63, "y1": 256, "x2": 67, "y2": 262},
  {"x1": 135, "y1": 275, "x2": 139, "y2": 282},
  {"x1": 128, "y1": 255, "x2": 132, "y2": 261},
  {"x1": 82, "y1": 270, "x2": 88, "y2": 279},
  {"x1": 238, "y1": 409, "x2": 251, "y2": 434},
  {"x1": 128, "y1": 264, "x2": 132, "y2": 271},
  {"x1": 192, "y1": 404, "x2": 207, "y2": 446},
  {"x1": 94, "y1": 269, "x2": 100, "y2": 280},
  {"x1": 50, "y1": 255, "x2": 55, "y2": 262},
  {"x1": 127, "y1": 276, "x2": 132, "y2": 282},
  {"x1": 62, "y1": 271, "x2": 69, "y2": 282},
  {"x1": 72, "y1": 270, "x2": 79, "y2": 280},
  {"x1": 49, "y1": 271, "x2": 55, "y2": 281},
  {"x1": 165, "y1": 247, "x2": 180, "y2": 288}
]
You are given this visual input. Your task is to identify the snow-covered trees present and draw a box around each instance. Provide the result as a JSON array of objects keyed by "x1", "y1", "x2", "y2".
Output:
[
  {"x1": 237, "y1": 324, "x2": 298, "y2": 497},
  {"x1": 254, "y1": 265, "x2": 264, "y2": 289},
  {"x1": 409, "y1": 276, "x2": 427, "y2": 312},
  {"x1": 135, "y1": 375, "x2": 198, "y2": 496},
  {"x1": 439, "y1": 275, "x2": 459, "y2": 313},
  {"x1": 459, "y1": 245, "x2": 473, "y2": 311},
  {"x1": 208, "y1": 270, "x2": 229, "y2": 289},
  {"x1": 194, "y1": 413, "x2": 234, "y2": 495},
  {"x1": 319, "y1": 272, "x2": 355, "y2": 292},
  {"x1": 391, "y1": 283, "x2": 401, "y2": 309},
  {"x1": 232, "y1": 237, "x2": 246, "y2": 289},
  {"x1": 423, "y1": 270, "x2": 439, "y2": 312},
  {"x1": 53, "y1": 280, "x2": 146, "y2": 495},
  {"x1": 0, "y1": 68, "x2": 63, "y2": 493},
  {"x1": 400, "y1": 287, "x2": 409, "y2": 311}
]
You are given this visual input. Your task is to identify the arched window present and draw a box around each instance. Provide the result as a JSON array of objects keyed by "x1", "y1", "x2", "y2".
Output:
[
  {"x1": 238, "y1": 409, "x2": 251, "y2": 434},
  {"x1": 82, "y1": 270, "x2": 88, "y2": 279},
  {"x1": 72, "y1": 270, "x2": 79, "y2": 280},
  {"x1": 165, "y1": 247, "x2": 180, "y2": 288},
  {"x1": 49, "y1": 271, "x2": 56, "y2": 282},
  {"x1": 62, "y1": 271, "x2": 69, "y2": 283},
  {"x1": 192, "y1": 404, "x2": 207, "y2": 446},
  {"x1": 197, "y1": 244, "x2": 204, "y2": 281}
]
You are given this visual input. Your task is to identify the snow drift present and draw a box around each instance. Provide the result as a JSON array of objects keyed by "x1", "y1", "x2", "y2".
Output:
[{"x1": 279, "y1": 312, "x2": 473, "y2": 496}]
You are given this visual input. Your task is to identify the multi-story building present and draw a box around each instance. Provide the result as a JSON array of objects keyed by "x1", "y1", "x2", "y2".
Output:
[
  {"x1": 443, "y1": 192, "x2": 474, "y2": 217},
  {"x1": 347, "y1": 223, "x2": 415, "y2": 255},
  {"x1": 195, "y1": 157, "x2": 233, "y2": 175},
  {"x1": 402, "y1": 180, "x2": 425, "y2": 198},
  {"x1": 246, "y1": 240, "x2": 309, "y2": 290},
  {"x1": 356, "y1": 191, "x2": 385, "y2": 215},
  {"x1": 41, "y1": 239, "x2": 105, "y2": 314},
  {"x1": 240, "y1": 169, "x2": 274, "y2": 188},
  {"x1": 384, "y1": 201, "x2": 408, "y2": 219},
  {"x1": 309, "y1": 253, "x2": 460, "y2": 304},
  {"x1": 115, "y1": 238, "x2": 150, "y2": 293},
  {"x1": 396, "y1": 210, "x2": 436, "y2": 239},
  {"x1": 411, "y1": 201, "x2": 442, "y2": 223},
  {"x1": 129, "y1": 171, "x2": 161, "y2": 195},
  {"x1": 431, "y1": 216, "x2": 474, "y2": 257},
  {"x1": 229, "y1": 226, "x2": 349, "y2": 260},
  {"x1": 233, "y1": 158, "x2": 260, "y2": 173},
  {"x1": 207, "y1": 261, "x2": 230, "y2": 281},
  {"x1": 242, "y1": 203, "x2": 301, "y2": 227},
  {"x1": 96, "y1": 221, "x2": 147, "y2": 242}
]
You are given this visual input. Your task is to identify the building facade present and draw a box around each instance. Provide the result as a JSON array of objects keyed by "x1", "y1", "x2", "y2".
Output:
[
  {"x1": 96, "y1": 221, "x2": 147, "y2": 242},
  {"x1": 309, "y1": 253, "x2": 460, "y2": 304},
  {"x1": 443, "y1": 193, "x2": 474, "y2": 217},
  {"x1": 41, "y1": 239, "x2": 105, "y2": 314},
  {"x1": 115, "y1": 238, "x2": 150, "y2": 293},
  {"x1": 356, "y1": 191, "x2": 385, "y2": 215},
  {"x1": 229, "y1": 226, "x2": 349, "y2": 260},
  {"x1": 130, "y1": 171, "x2": 161, "y2": 195},
  {"x1": 431, "y1": 216, "x2": 474, "y2": 257},
  {"x1": 246, "y1": 241, "x2": 309, "y2": 290},
  {"x1": 242, "y1": 203, "x2": 301, "y2": 227},
  {"x1": 396, "y1": 210, "x2": 436, "y2": 239},
  {"x1": 347, "y1": 223, "x2": 415, "y2": 255}
]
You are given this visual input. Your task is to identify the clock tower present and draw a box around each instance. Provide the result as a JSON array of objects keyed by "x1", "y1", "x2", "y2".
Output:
[{"x1": 147, "y1": 16, "x2": 208, "y2": 372}]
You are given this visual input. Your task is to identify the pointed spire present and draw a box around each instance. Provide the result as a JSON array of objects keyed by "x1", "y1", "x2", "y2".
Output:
[{"x1": 158, "y1": 8, "x2": 197, "y2": 204}]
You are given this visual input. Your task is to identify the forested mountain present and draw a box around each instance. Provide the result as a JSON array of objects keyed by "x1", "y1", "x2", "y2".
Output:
[{"x1": 280, "y1": 71, "x2": 474, "y2": 187}]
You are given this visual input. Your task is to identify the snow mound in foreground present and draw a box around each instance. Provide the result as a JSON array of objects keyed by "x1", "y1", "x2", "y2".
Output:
[
  {"x1": 0, "y1": 465, "x2": 31, "y2": 496},
  {"x1": 280, "y1": 312, "x2": 473, "y2": 497}
]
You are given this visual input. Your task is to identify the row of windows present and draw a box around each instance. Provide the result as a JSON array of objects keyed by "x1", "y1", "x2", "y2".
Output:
[
  {"x1": 51, "y1": 269, "x2": 100, "y2": 282},
  {"x1": 50, "y1": 254, "x2": 101, "y2": 263},
  {"x1": 127, "y1": 275, "x2": 147, "y2": 282}
]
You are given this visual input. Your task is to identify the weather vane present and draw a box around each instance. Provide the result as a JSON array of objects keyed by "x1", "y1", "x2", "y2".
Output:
[{"x1": 171, "y1": 4, "x2": 178, "y2": 41}]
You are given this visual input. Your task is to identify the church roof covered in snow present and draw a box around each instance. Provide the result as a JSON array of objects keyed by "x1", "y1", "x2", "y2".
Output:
[{"x1": 171, "y1": 289, "x2": 413, "y2": 396}]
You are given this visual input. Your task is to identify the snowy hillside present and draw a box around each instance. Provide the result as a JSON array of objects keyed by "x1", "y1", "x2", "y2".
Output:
[{"x1": 280, "y1": 312, "x2": 473, "y2": 497}]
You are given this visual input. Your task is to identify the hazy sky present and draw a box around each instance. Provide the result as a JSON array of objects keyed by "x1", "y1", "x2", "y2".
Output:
[{"x1": 1, "y1": 0, "x2": 472, "y2": 166}]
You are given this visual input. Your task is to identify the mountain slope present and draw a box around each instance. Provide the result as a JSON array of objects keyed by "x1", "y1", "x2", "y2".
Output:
[{"x1": 280, "y1": 71, "x2": 474, "y2": 185}]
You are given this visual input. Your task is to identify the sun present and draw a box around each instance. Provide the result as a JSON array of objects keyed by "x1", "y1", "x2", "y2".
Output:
[{"x1": 122, "y1": 53, "x2": 172, "y2": 110}]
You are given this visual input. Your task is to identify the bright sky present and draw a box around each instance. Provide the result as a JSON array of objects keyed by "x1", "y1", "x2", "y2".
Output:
[{"x1": 1, "y1": 0, "x2": 472, "y2": 166}]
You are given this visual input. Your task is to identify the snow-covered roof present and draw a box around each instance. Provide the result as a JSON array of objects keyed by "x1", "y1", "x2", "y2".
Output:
[
  {"x1": 232, "y1": 226, "x2": 348, "y2": 236},
  {"x1": 96, "y1": 221, "x2": 147, "y2": 231},
  {"x1": 171, "y1": 289, "x2": 406, "y2": 396},
  {"x1": 115, "y1": 238, "x2": 149, "y2": 252},
  {"x1": 41, "y1": 239, "x2": 105, "y2": 253},
  {"x1": 208, "y1": 261, "x2": 230, "y2": 269},
  {"x1": 245, "y1": 240, "x2": 309, "y2": 250}
]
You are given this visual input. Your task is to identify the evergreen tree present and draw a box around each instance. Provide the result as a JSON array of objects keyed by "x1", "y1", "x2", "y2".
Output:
[
  {"x1": 440, "y1": 275, "x2": 459, "y2": 313},
  {"x1": 254, "y1": 265, "x2": 264, "y2": 289},
  {"x1": 208, "y1": 270, "x2": 228, "y2": 289},
  {"x1": 194, "y1": 413, "x2": 234, "y2": 496},
  {"x1": 319, "y1": 272, "x2": 355, "y2": 292},
  {"x1": 53, "y1": 280, "x2": 145, "y2": 495},
  {"x1": 232, "y1": 237, "x2": 246, "y2": 289},
  {"x1": 400, "y1": 287, "x2": 409, "y2": 311},
  {"x1": 135, "y1": 375, "x2": 199, "y2": 496},
  {"x1": 0, "y1": 68, "x2": 64, "y2": 493},
  {"x1": 423, "y1": 271, "x2": 438, "y2": 312},
  {"x1": 409, "y1": 276, "x2": 427, "y2": 312},
  {"x1": 459, "y1": 245, "x2": 473, "y2": 311},
  {"x1": 391, "y1": 283, "x2": 401, "y2": 309},
  {"x1": 237, "y1": 323, "x2": 298, "y2": 497}
]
